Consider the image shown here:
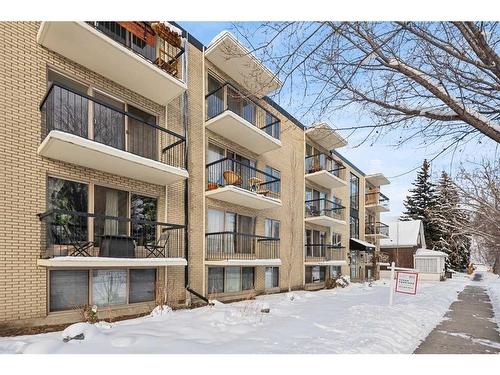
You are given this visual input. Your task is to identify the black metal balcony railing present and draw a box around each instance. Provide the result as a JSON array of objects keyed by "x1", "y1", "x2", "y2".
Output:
[
  {"x1": 305, "y1": 153, "x2": 345, "y2": 178},
  {"x1": 205, "y1": 83, "x2": 281, "y2": 140},
  {"x1": 86, "y1": 21, "x2": 185, "y2": 80},
  {"x1": 205, "y1": 232, "x2": 280, "y2": 260},
  {"x1": 365, "y1": 191, "x2": 390, "y2": 209},
  {"x1": 305, "y1": 198, "x2": 345, "y2": 221},
  {"x1": 304, "y1": 244, "x2": 345, "y2": 261},
  {"x1": 206, "y1": 157, "x2": 281, "y2": 200},
  {"x1": 39, "y1": 209, "x2": 185, "y2": 259},
  {"x1": 40, "y1": 83, "x2": 186, "y2": 169},
  {"x1": 365, "y1": 222, "x2": 389, "y2": 236}
]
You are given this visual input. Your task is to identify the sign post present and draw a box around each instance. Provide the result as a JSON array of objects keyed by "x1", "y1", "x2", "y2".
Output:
[
  {"x1": 395, "y1": 271, "x2": 419, "y2": 295},
  {"x1": 389, "y1": 262, "x2": 395, "y2": 306}
]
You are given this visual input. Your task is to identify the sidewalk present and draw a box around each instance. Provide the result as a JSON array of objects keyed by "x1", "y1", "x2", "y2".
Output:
[{"x1": 414, "y1": 273, "x2": 500, "y2": 354}]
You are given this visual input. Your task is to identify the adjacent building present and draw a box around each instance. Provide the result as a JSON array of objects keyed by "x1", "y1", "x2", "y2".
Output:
[
  {"x1": 380, "y1": 220, "x2": 426, "y2": 269},
  {"x1": 0, "y1": 22, "x2": 390, "y2": 330}
]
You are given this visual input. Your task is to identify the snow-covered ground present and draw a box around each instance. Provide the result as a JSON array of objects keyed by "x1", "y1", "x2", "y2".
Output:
[
  {"x1": 483, "y1": 272, "x2": 500, "y2": 329},
  {"x1": 0, "y1": 276, "x2": 473, "y2": 354}
]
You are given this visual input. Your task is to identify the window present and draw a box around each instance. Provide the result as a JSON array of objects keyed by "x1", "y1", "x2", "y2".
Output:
[
  {"x1": 46, "y1": 70, "x2": 158, "y2": 160},
  {"x1": 131, "y1": 194, "x2": 158, "y2": 246},
  {"x1": 48, "y1": 177, "x2": 88, "y2": 213},
  {"x1": 49, "y1": 268, "x2": 157, "y2": 311},
  {"x1": 93, "y1": 185, "x2": 128, "y2": 243},
  {"x1": 46, "y1": 71, "x2": 89, "y2": 138},
  {"x1": 127, "y1": 105, "x2": 157, "y2": 160},
  {"x1": 208, "y1": 267, "x2": 224, "y2": 294},
  {"x1": 92, "y1": 269, "x2": 127, "y2": 307},
  {"x1": 350, "y1": 216, "x2": 359, "y2": 239},
  {"x1": 242, "y1": 267, "x2": 254, "y2": 291},
  {"x1": 49, "y1": 270, "x2": 89, "y2": 312},
  {"x1": 332, "y1": 232, "x2": 342, "y2": 247},
  {"x1": 264, "y1": 218, "x2": 280, "y2": 238},
  {"x1": 350, "y1": 173, "x2": 359, "y2": 210},
  {"x1": 265, "y1": 267, "x2": 279, "y2": 289},
  {"x1": 207, "y1": 73, "x2": 224, "y2": 119},
  {"x1": 305, "y1": 229, "x2": 326, "y2": 257},
  {"x1": 92, "y1": 91, "x2": 125, "y2": 150},
  {"x1": 207, "y1": 267, "x2": 254, "y2": 294},
  {"x1": 264, "y1": 112, "x2": 280, "y2": 140},
  {"x1": 47, "y1": 177, "x2": 89, "y2": 245},
  {"x1": 265, "y1": 166, "x2": 280, "y2": 196},
  {"x1": 129, "y1": 269, "x2": 157, "y2": 303},
  {"x1": 225, "y1": 267, "x2": 241, "y2": 293},
  {"x1": 305, "y1": 266, "x2": 326, "y2": 284}
]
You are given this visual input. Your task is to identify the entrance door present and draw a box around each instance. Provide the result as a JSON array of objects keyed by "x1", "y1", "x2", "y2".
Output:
[{"x1": 350, "y1": 250, "x2": 359, "y2": 280}]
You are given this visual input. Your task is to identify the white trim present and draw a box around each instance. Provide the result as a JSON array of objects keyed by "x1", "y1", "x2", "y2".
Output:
[
  {"x1": 205, "y1": 185, "x2": 282, "y2": 209},
  {"x1": 205, "y1": 259, "x2": 282, "y2": 267},
  {"x1": 38, "y1": 257, "x2": 187, "y2": 268},
  {"x1": 38, "y1": 130, "x2": 188, "y2": 186}
]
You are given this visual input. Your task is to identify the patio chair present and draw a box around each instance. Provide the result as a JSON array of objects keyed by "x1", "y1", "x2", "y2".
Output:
[
  {"x1": 61, "y1": 224, "x2": 93, "y2": 257},
  {"x1": 145, "y1": 230, "x2": 170, "y2": 258}
]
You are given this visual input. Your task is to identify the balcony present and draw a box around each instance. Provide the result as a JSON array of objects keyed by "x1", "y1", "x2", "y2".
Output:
[
  {"x1": 38, "y1": 84, "x2": 188, "y2": 186},
  {"x1": 305, "y1": 154, "x2": 346, "y2": 189},
  {"x1": 37, "y1": 209, "x2": 186, "y2": 268},
  {"x1": 365, "y1": 192, "x2": 390, "y2": 212},
  {"x1": 305, "y1": 123, "x2": 347, "y2": 150},
  {"x1": 305, "y1": 198, "x2": 346, "y2": 227},
  {"x1": 37, "y1": 22, "x2": 186, "y2": 105},
  {"x1": 304, "y1": 244, "x2": 346, "y2": 266},
  {"x1": 205, "y1": 232, "x2": 281, "y2": 266},
  {"x1": 205, "y1": 83, "x2": 281, "y2": 155},
  {"x1": 205, "y1": 31, "x2": 281, "y2": 97},
  {"x1": 205, "y1": 158, "x2": 281, "y2": 210},
  {"x1": 366, "y1": 173, "x2": 390, "y2": 186},
  {"x1": 365, "y1": 222, "x2": 390, "y2": 238}
]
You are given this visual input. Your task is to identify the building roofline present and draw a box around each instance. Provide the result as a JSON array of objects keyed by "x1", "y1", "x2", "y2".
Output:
[{"x1": 331, "y1": 149, "x2": 365, "y2": 176}]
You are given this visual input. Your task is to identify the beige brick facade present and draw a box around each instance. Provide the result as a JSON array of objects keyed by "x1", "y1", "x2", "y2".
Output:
[{"x1": 0, "y1": 22, "x2": 389, "y2": 329}]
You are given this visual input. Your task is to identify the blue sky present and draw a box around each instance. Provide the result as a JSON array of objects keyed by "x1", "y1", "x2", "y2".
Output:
[{"x1": 178, "y1": 21, "x2": 499, "y2": 221}]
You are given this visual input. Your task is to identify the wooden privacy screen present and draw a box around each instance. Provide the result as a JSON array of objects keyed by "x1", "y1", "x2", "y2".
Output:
[{"x1": 117, "y1": 22, "x2": 155, "y2": 46}]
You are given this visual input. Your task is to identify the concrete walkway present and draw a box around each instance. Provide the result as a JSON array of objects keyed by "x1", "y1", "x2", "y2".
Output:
[{"x1": 415, "y1": 273, "x2": 500, "y2": 354}]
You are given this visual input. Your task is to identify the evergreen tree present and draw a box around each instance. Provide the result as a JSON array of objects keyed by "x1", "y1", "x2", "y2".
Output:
[
  {"x1": 432, "y1": 171, "x2": 471, "y2": 270},
  {"x1": 401, "y1": 159, "x2": 440, "y2": 247}
]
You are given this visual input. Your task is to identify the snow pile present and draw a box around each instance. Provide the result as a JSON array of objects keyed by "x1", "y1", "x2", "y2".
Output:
[
  {"x1": 149, "y1": 305, "x2": 173, "y2": 318},
  {"x1": 61, "y1": 322, "x2": 101, "y2": 341},
  {"x1": 0, "y1": 277, "x2": 471, "y2": 354},
  {"x1": 485, "y1": 273, "x2": 500, "y2": 328}
]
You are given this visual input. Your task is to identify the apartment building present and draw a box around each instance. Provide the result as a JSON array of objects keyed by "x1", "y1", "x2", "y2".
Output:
[{"x1": 0, "y1": 21, "x2": 390, "y2": 329}]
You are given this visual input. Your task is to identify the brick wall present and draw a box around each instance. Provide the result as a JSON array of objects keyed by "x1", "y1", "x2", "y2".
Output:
[{"x1": 0, "y1": 22, "x2": 186, "y2": 326}]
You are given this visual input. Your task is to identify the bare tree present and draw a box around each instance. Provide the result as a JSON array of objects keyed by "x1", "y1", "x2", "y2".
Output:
[
  {"x1": 235, "y1": 22, "x2": 500, "y2": 148},
  {"x1": 283, "y1": 147, "x2": 301, "y2": 292},
  {"x1": 439, "y1": 160, "x2": 500, "y2": 273}
]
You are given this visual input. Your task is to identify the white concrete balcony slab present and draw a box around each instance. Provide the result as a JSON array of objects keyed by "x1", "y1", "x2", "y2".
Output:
[
  {"x1": 304, "y1": 215, "x2": 347, "y2": 228},
  {"x1": 205, "y1": 31, "x2": 281, "y2": 97},
  {"x1": 305, "y1": 170, "x2": 347, "y2": 190},
  {"x1": 205, "y1": 185, "x2": 281, "y2": 210},
  {"x1": 37, "y1": 22, "x2": 186, "y2": 105},
  {"x1": 38, "y1": 130, "x2": 188, "y2": 186},
  {"x1": 205, "y1": 111, "x2": 281, "y2": 155},
  {"x1": 37, "y1": 257, "x2": 187, "y2": 268}
]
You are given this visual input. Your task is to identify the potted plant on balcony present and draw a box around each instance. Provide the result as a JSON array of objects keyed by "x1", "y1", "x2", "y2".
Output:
[{"x1": 207, "y1": 182, "x2": 219, "y2": 191}]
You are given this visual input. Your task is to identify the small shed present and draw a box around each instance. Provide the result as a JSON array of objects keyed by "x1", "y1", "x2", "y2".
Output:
[{"x1": 414, "y1": 248, "x2": 448, "y2": 281}]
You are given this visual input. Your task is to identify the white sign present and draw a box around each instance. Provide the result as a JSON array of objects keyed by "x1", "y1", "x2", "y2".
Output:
[{"x1": 395, "y1": 271, "x2": 418, "y2": 295}]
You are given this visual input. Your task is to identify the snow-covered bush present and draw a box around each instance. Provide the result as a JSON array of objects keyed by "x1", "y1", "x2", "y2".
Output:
[
  {"x1": 81, "y1": 305, "x2": 98, "y2": 324},
  {"x1": 62, "y1": 322, "x2": 100, "y2": 342},
  {"x1": 335, "y1": 275, "x2": 350, "y2": 288},
  {"x1": 150, "y1": 305, "x2": 173, "y2": 318}
]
